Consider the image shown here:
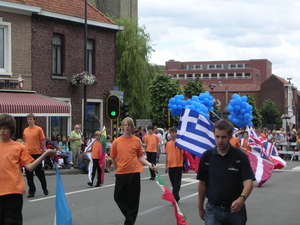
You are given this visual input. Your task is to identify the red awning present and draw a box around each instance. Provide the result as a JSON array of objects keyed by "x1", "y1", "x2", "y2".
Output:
[{"x1": 0, "y1": 91, "x2": 70, "y2": 116}]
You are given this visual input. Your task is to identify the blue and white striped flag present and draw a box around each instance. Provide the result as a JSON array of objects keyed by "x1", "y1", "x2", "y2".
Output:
[
  {"x1": 176, "y1": 108, "x2": 215, "y2": 157},
  {"x1": 54, "y1": 163, "x2": 73, "y2": 225}
]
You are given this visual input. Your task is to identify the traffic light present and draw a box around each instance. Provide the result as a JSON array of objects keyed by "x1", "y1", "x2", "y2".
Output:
[
  {"x1": 106, "y1": 95, "x2": 120, "y2": 120},
  {"x1": 120, "y1": 103, "x2": 130, "y2": 119}
]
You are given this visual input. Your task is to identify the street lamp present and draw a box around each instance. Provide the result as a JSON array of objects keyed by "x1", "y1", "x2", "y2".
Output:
[{"x1": 208, "y1": 83, "x2": 216, "y2": 93}]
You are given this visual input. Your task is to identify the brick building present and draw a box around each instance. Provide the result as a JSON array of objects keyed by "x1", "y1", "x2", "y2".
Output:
[
  {"x1": 0, "y1": 0, "x2": 122, "y2": 139},
  {"x1": 165, "y1": 59, "x2": 299, "y2": 129}
]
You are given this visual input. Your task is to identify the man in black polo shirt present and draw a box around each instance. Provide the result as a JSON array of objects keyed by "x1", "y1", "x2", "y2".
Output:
[{"x1": 197, "y1": 120, "x2": 255, "y2": 225}]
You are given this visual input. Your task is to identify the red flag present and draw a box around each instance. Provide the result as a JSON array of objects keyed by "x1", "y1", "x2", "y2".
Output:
[{"x1": 248, "y1": 151, "x2": 274, "y2": 187}]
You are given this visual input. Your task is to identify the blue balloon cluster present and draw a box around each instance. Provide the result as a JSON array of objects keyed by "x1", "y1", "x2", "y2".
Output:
[
  {"x1": 168, "y1": 92, "x2": 214, "y2": 119},
  {"x1": 226, "y1": 94, "x2": 253, "y2": 128}
]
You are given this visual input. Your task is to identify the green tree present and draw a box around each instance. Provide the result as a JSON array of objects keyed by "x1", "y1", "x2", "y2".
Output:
[
  {"x1": 183, "y1": 78, "x2": 205, "y2": 99},
  {"x1": 260, "y1": 99, "x2": 282, "y2": 128},
  {"x1": 246, "y1": 95, "x2": 262, "y2": 127},
  {"x1": 113, "y1": 17, "x2": 154, "y2": 119},
  {"x1": 149, "y1": 74, "x2": 181, "y2": 127}
]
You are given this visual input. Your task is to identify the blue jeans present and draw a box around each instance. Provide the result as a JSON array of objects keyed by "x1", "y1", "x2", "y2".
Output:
[
  {"x1": 205, "y1": 202, "x2": 247, "y2": 225},
  {"x1": 61, "y1": 152, "x2": 73, "y2": 164}
]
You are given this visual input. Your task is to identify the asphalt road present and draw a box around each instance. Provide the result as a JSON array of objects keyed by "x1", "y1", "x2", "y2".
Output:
[{"x1": 23, "y1": 155, "x2": 300, "y2": 225}]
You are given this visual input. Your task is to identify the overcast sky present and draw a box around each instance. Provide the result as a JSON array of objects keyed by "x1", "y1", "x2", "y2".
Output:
[{"x1": 138, "y1": 0, "x2": 300, "y2": 89}]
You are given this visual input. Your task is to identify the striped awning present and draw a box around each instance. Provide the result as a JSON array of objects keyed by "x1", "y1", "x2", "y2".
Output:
[{"x1": 0, "y1": 91, "x2": 70, "y2": 116}]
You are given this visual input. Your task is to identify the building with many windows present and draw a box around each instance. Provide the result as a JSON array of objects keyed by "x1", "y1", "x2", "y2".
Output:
[
  {"x1": 0, "y1": 0, "x2": 122, "y2": 139},
  {"x1": 165, "y1": 59, "x2": 300, "y2": 129}
]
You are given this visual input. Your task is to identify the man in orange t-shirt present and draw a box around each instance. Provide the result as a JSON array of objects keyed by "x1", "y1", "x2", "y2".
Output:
[
  {"x1": 165, "y1": 127, "x2": 184, "y2": 202},
  {"x1": 0, "y1": 114, "x2": 56, "y2": 225},
  {"x1": 111, "y1": 117, "x2": 156, "y2": 225},
  {"x1": 23, "y1": 113, "x2": 47, "y2": 198},
  {"x1": 144, "y1": 126, "x2": 160, "y2": 180}
]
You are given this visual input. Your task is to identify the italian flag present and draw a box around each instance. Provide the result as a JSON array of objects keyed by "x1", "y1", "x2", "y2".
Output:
[{"x1": 156, "y1": 173, "x2": 189, "y2": 225}]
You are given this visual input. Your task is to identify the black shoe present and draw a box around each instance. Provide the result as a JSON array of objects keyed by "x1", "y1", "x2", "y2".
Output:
[
  {"x1": 95, "y1": 184, "x2": 101, "y2": 187},
  {"x1": 87, "y1": 182, "x2": 93, "y2": 186},
  {"x1": 105, "y1": 169, "x2": 110, "y2": 173},
  {"x1": 149, "y1": 177, "x2": 155, "y2": 180},
  {"x1": 43, "y1": 189, "x2": 49, "y2": 196},
  {"x1": 27, "y1": 194, "x2": 34, "y2": 198}
]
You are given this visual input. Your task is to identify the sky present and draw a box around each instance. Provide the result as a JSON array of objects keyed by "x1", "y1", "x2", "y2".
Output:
[{"x1": 138, "y1": 0, "x2": 300, "y2": 89}]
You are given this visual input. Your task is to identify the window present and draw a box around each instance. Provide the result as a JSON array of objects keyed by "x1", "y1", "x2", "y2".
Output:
[
  {"x1": 195, "y1": 65, "x2": 201, "y2": 69},
  {"x1": 186, "y1": 74, "x2": 193, "y2": 80},
  {"x1": 237, "y1": 64, "x2": 243, "y2": 68},
  {"x1": 182, "y1": 65, "x2": 187, "y2": 70},
  {"x1": 211, "y1": 73, "x2": 218, "y2": 79},
  {"x1": 230, "y1": 64, "x2": 236, "y2": 68},
  {"x1": 188, "y1": 65, "x2": 194, "y2": 70},
  {"x1": 236, "y1": 72, "x2": 243, "y2": 79},
  {"x1": 203, "y1": 73, "x2": 209, "y2": 79},
  {"x1": 216, "y1": 64, "x2": 222, "y2": 69},
  {"x1": 203, "y1": 65, "x2": 207, "y2": 69},
  {"x1": 245, "y1": 72, "x2": 251, "y2": 79},
  {"x1": 52, "y1": 34, "x2": 64, "y2": 75},
  {"x1": 245, "y1": 64, "x2": 250, "y2": 68},
  {"x1": 224, "y1": 64, "x2": 228, "y2": 69},
  {"x1": 209, "y1": 64, "x2": 215, "y2": 69},
  {"x1": 228, "y1": 73, "x2": 234, "y2": 79},
  {"x1": 220, "y1": 73, "x2": 226, "y2": 79},
  {"x1": 0, "y1": 19, "x2": 12, "y2": 75},
  {"x1": 87, "y1": 39, "x2": 94, "y2": 74}
]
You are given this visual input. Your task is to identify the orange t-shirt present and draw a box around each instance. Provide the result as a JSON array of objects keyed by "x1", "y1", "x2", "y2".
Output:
[
  {"x1": 110, "y1": 135, "x2": 144, "y2": 174},
  {"x1": 144, "y1": 134, "x2": 160, "y2": 153},
  {"x1": 165, "y1": 140, "x2": 183, "y2": 168},
  {"x1": 92, "y1": 141, "x2": 101, "y2": 159},
  {"x1": 23, "y1": 125, "x2": 45, "y2": 155},
  {"x1": 230, "y1": 136, "x2": 240, "y2": 148},
  {"x1": 241, "y1": 138, "x2": 252, "y2": 152},
  {"x1": 260, "y1": 133, "x2": 267, "y2": 140},
  {"x1": 0, "y1": 140, "x2": 34, "y2": 196}
]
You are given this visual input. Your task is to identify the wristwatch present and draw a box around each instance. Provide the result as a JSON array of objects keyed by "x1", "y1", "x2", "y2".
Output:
[{"x1": 239, "y1": 195, "x2": 247, "y2": 201}]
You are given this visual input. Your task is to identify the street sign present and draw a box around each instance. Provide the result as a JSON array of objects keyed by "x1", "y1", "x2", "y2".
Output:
[
  {"x1": 135, "y1": 119, "x2": 152, "y2": 128},
  {"x1": 109, "y1": 90, "x2": 124, "y2": 102}
]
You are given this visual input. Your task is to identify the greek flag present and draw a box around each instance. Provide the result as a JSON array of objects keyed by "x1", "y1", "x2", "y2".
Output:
[{"x1": 176, "y1": 108, "x2": 215, "y2": 157}]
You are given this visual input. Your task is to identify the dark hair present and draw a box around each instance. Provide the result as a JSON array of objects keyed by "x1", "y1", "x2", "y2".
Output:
[
  {"x1": 0, "y1": 114, "x2": 16, "y2": 137},
  {"x1": 26, "y1": 113, "x2": 36, "y2": 120},
  {"x1": 147, "y1": 125, "x2": 153, "y2": 130},
  {"x1": 169, "y1": 127, "x2": 177, "y2": 133},
  {"x1": 213, "y1": 120, "x2": 233, "y2": 136}
]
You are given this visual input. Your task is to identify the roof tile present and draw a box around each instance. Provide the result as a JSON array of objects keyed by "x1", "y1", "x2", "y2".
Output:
[{"x1": 2, "y1": 0, "x2": 114, "y2": 24}]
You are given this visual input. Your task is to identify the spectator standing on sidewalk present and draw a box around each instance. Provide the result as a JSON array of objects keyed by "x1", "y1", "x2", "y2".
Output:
[
  {"x1": 69, "y1": 124, "x2": 82, "y2": 168},
  {"x1": 23, "y1": 113, "x2": 49, "y2": 198}
]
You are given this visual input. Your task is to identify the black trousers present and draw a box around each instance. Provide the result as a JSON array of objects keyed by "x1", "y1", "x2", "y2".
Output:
[
  {"x1": 146, "y1": 152, "x2": 157, "y2": 179},
  {"x1": 0, "y1": 194, "x2": 23, "y2": 225},
  {"x1": 168, "y1": 167, "x2": 183, "y2": 202},
  {"x1": 25, "y1": 154, "x2": 47, "y2": 195},
  {"x1": 114, "y1": 173, "x2": 141, "y2": 225},
  {"x1": 91, "y1": 158, "x2": 101, "y2": 185}
]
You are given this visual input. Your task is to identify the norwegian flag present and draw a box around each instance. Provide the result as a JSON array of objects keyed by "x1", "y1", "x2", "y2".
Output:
[{"x1": 247, "y1": 127, "x2": 286, "y2": 169}]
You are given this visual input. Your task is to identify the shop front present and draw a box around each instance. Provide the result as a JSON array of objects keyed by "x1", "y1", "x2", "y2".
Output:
[{"x1": 0, "y1": 90, "x2": 71, "y2": 140}]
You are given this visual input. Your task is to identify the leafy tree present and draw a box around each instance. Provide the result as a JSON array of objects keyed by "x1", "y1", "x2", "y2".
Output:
[
  {"x1": 246, "y1": 95, "x2": 262, "y2": 127},
  {"x1": 260, "y1": 99, "x2": 282, "y2": 128},
  {"x1": 183, "y1": 77, "x2": 205, "y2": 99},
  {"x1": 113, "y1": 17, "x2": 154, "y2": 119},
  {"x1": 149, "y1": 74, "x2": 181, "y2": 127}
]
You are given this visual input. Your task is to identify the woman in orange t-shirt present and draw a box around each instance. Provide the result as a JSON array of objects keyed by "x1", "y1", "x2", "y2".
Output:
[{"x1": 111, "y1": 117, "x2": 156, "y2": 225}]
